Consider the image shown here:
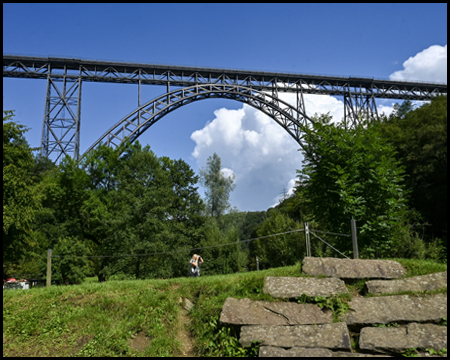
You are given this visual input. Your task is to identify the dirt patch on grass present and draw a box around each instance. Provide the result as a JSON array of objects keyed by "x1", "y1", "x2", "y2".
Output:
[
  {"x1": 129, "y1": 331, "x2": 151, "y2": 352},
  {"x1": 178, "y1": 308, "x2": 195, "y2": 357},
  {"x1": 73, "y1": 334, "x2": 93, "y2": 354},
  {"x1": 66, "y1": 293, "x2": 97, "y2": 306}
]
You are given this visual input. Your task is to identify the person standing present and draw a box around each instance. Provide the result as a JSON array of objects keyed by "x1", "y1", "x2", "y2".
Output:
[{"x1": 189, "y1": 254, "x2": 203, "y2": 277}]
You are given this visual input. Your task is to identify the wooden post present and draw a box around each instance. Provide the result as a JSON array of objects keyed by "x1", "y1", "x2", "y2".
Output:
[
  {"x1": 46, "y1": 249, "x2": 52, "y2": 287},
  {"x1": 256, "y1": 256, "x2": 259, "y2": 271},
  {"x1": 304, "y1": 222, "x2": 311, "y2": 257},
  {"x1": 351, "y1": 219, "x2": 359, "y2": 259}
]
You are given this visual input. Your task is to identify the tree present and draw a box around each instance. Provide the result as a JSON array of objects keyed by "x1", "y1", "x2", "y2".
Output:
[
  {"x1": 379, "y1": 96, "x2": 447, "y2": 244},
  {"x1": 47, "y1": 236, "x2": 89, "y2": 284},
  {"x1": 3, "y1": 110, "x2": 43, "y2": 263},
  {"x1": 198, "y1": 216, "x2": 248, "y2": 275},
  {"x1": 80, "y1": 142, "x2": 205, "y2": 280},
  {"x1": 296, "y1": 114, "x2": 410, "y2": 258},
  {"x1": 199, "y1": 153, "x2": 236, "y2": 218},
  {"x1": 251, "y1": 209, "x2": 303, "y2": 269}
]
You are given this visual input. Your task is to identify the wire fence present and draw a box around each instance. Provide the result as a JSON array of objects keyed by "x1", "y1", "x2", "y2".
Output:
[{"x1": 4, "y1": 220, "x2": 359, "y2": 281}]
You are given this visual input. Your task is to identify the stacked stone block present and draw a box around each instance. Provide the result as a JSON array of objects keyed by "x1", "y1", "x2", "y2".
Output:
[{"x1": 219, "y1": 257, "x2": 447, "y2": 357}]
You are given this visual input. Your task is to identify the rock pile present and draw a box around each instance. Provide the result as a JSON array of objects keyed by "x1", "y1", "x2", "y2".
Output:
[{"x1": 219, "y1": 257, "x2": 447, "y2": 357}]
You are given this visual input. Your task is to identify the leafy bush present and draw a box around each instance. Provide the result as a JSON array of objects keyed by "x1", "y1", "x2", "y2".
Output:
[{"x1": 296, "y1": 114, "x2": 411, "y2": 258}]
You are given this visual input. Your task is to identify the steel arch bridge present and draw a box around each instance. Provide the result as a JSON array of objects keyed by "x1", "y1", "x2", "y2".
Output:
[
  {"x1": 83, "y1": 83, "x2": 310, "y2": 158},
  {"x1": 3, "y1": 54, "x2": 448, "y2": 162}
]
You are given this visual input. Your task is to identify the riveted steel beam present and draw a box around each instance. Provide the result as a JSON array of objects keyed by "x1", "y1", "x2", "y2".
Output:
[
  {"x1": 3, "y1": 55, "x2": 447, "y2": 162},
  {"x1": 4, "y1": 55, "x2": 446, "y2": 100},
  {"x1": 81, "y1": 84, "x2": 313, "y2": 159},
  {"x1": 41, "y1": 63, "x2": 82, "y2": 162}
]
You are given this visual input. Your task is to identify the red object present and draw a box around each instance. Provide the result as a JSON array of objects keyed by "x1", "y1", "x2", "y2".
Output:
[{"x1": 6, "y1": 278, "x2": 16, "y2": 282}]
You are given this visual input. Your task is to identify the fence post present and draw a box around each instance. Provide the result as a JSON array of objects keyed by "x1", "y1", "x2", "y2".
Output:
[
  {"x1": 256, "y1": 256, "x2": 259, "y2": 271},
  {"x1": 46, "y1": 249, "x2": 52, "y2": 287},
  {"x1": 304, "y1": 222, "x2": 311, "y2": 257},
  {"x1": 351, "y1": 219, "x2": 359, "y2": 259}
]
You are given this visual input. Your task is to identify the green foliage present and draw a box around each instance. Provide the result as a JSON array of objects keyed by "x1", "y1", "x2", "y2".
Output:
[
  {"x1": 200, "y1": 316, "x2": 258, "y2": 357},
  {"x1": 392, "y1": 258, "x2": 447, "y2": 277},
  {"x1": 389, "y1": 222, "x2": 446, "y2": 261},
  {"x1": 296, "y1": 293, "x2": 351, "y2": 322},
  {"x1": 251, "y1": 209, "x2": 304, "y2": 268},
  {"x1": 50, "y1": 236, "x2": 90, "y2": 284},
  {"x1": 250, "y1": 210, "x2": 305, "y2": 268},
  {"x1": 7, "y1": 139, "x2": 206, "y2": 282},
  {"x1": 80, "y1": 142, "x2": 205, "y2": 280},
  {"x1": 296, "y1": 114, "x2": 410, "y2": 258},
  {"x1": 379, "y1": 96, "x2": 447, "y2": 244},
  {"x1": 3, "y1": 110, "x2": 44, "y2": 264},
  {"x1": 199, "y1": 152, "x2": 236, "y2": 218},
  {"x1": 3, "y1": 259, "x2": 445, "y2": 357},
  {"x1": 402, "y1": 347, "x2": 419, "y2": 357},
  {"x1": 372, "y1": 322, "x2": 400, "y2": 328},
  {"x1": 426, "y1": 348, "x2": 447, "y2": 357},
  {"x1": 199, "y1": 217, "x2": 249, "y2": 275}
]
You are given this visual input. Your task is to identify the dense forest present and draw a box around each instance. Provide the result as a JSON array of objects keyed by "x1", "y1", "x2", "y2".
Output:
[{"x1": 3, "y1": 96, "x2": 447, "y2": 283}]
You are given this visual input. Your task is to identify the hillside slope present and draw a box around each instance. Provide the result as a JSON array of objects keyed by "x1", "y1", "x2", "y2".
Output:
[{"x1": 3, "y1": 259, "x2": 446, "y2": 357}]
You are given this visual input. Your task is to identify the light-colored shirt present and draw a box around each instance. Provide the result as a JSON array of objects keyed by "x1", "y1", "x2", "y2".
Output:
[{"x1": 190, "y1": 259, "x2": 200, "y2": 276}]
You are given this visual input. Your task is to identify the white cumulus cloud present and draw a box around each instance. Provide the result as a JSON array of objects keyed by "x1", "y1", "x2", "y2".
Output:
[
  {"x1": 190, "y1": 44, "x2": 446, "y2": 211},
  {"x1": 191, "y1": 103, "x2": 304, "y2": 211},
  {"x1": 220, "y1": 167, "x2": 235, "y2": 180},
  {"x1": 389, "y1": 44, "x2": 447, "y2": 83}
]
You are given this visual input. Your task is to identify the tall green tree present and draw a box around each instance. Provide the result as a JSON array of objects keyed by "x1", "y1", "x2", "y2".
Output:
[
  {"x1": 3, "y1": 110, "x2": 43, "y2": 264},
  {"x1": 80, "y1": 142, "x2": 205, "y2": 280},
  {"x1": 379, "y1": 96, "x2": 447, "y2": 243},
  {"x1": 296, "y1": 114, "x2": 410, "y2": 258},
  {"x1": 199, "y1": 153, "x2": 236, "y2": 218},
  {"x1": 251, "y1": 209, "x2": 303, "y2": 268},
  {"x1": 199, "y1": 217, "x2": 248, "y2": 275}
]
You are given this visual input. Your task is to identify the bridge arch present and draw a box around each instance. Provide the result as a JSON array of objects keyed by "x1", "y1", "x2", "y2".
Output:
[{"x1": 81, "y1": 84, "x2": 314, "y2": 159}]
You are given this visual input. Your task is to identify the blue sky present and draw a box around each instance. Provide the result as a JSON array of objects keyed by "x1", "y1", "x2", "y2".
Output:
[{"x1": 3, "y1": 3, "x2": 447, "y2": 211}]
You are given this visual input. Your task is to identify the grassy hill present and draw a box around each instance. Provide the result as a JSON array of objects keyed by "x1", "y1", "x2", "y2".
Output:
[{"x1": 3, "y1": 259, "x2": 447, "y2": 357}]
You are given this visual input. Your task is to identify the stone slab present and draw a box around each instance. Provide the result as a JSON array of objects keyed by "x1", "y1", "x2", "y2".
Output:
[
  {"x1": 365, "y1": 271, "x2": 447, "y2": 295},
  {"x1": 359, "y1": 323, "x2": 447, "y2": 354},
  {"x1": 220, "y1": 297, "x2": 332, "y2": 326},
  {"x1": 178, "y1": 297, "x2": 194, "y2": 312},
  {"x1": 344, "y1": 293, "x2": 447, "y2": 327},
  {"x1": 259, "y1": 347, "x2": 391, "y2": 357},
  {"x1": 263, "y1": 276, "x2": 348, "y2": 298},
  {"x1": 239, "y1": 322, "x2": 351, "y2": 351},
  {"x1": 302, "y1": 257, "x2": 407, "y2": 279},
  {"x1": 259, "y1": 346, "x2": 332, "y2": 357}
]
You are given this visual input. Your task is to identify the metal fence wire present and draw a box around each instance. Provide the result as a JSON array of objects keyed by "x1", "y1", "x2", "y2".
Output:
[{"x1": 304, "y1": 219, "x2": 359, "y2": 259}]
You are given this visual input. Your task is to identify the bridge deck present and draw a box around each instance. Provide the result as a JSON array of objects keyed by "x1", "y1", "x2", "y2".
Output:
[{"x1": 3, "y1": 55, "x2": 447, "y2": 100}]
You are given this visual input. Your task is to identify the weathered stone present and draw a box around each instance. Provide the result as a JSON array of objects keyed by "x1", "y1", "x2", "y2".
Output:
[
  {"x1": 359, "y1": 323, "x2": 447, "y2": 354},
  {"x1": 345, "y1": 294, "x2": 447, "y2": 327},
  {"x1": 179, "y1": 297, "x2": 194, "y2": 312},
  {"x1": 259, "y1": 346, "x2": 333, "y2": 357},
  {"x1": 259, "y1": 347, "x2": 391, "y2": 357},
  {"x1": 239, "y1": 323, "x2": 352, "y2": 351},
  {"x1": 333, "y1": 352, "x2": 393, "y2": 357},
  {"x1": 302, "y1": 257, "x2": 407, "y2": 279},
  {"x1": 263, "y1": 276, "x2": 348, "y2": 298},
  {"x1": 219, "y1": 297, "x2": 332, "y2": 326},
  {"x1": 365, "y1": 272, "x2": 447, "y2": 295}
]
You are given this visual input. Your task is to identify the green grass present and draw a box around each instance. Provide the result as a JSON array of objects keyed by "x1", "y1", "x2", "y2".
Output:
[
  {"x1": 3, "y1": 263, "x2": 303, "y2": 357},
  {"x1": 391, "y1": 258, "x2": 447, "y2": 277},
  {"x1": 3, "y1": 259, "x2": 447, "y2": 357}
]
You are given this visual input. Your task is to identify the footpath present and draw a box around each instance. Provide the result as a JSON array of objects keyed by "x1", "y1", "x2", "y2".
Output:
[{"x1": 219, "y1": 257, "x2": 447, "y2": 357}]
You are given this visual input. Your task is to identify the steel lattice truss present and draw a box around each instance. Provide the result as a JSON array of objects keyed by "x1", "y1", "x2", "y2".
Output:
[
  {"x1": 3, "y1": 55, "x2": 447, "y2": 161},
  {"x1": 83, "y1": 84, "x2": 310, "y2": 157}
]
